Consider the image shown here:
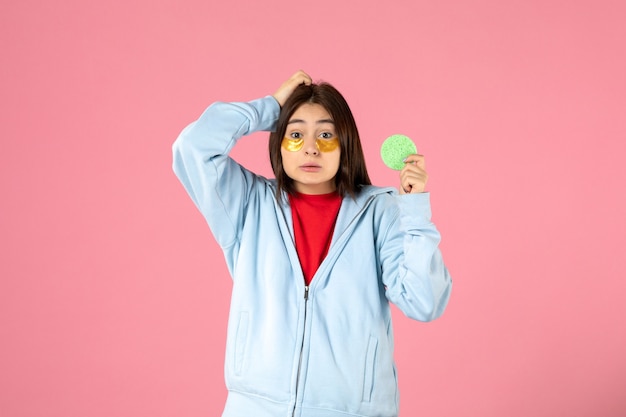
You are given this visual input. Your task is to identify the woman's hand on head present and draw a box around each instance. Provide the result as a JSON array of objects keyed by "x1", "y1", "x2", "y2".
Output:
[
  {"x1": 272, "y1": 70, "x2": 312, "y2": 107},
  {"x1": 399, "y1": 154, "x2": 428, "y2": 194}
]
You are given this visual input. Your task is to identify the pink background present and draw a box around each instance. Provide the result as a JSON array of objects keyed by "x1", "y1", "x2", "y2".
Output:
[{"x1": 2, "y1": 0, "x2": 625, "y2": 416}]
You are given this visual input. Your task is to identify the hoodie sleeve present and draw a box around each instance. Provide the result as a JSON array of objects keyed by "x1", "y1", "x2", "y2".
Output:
[
  {"x1": 172, "y1": 96, "x2": 280, "y2": 249},
  {"x1": 379, "y1": 193, "x2": 452, "y2": 322}
]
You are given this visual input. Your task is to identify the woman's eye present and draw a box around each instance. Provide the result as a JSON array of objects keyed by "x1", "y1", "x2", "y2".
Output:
[
  {"x1": 320, "y1": 132, "x2": 334, "y2": 139},
  {"x1": 289, "y1": 132, "x2": 302, "y2": 139}
]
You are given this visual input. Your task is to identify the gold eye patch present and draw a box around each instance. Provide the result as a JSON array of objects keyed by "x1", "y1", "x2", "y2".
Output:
[
  {"x1": 281, "y1": 137, "x2": 304, "y2": 152},
  {"x1": 316, "y1": 137, "x2": 340, "y2": 152},
  {"x1": 281, "y1": 137, "x2": 340, "y2": 153}
]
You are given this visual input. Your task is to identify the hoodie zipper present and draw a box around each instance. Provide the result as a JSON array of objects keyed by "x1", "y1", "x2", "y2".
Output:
[{"x1": 292, "y1": 285, "x2": 309, "y2": 417}]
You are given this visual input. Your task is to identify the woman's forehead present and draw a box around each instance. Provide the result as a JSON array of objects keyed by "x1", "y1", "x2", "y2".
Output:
[{"x1": 288, "y1": 103, "x2": 333, "y2": 124}]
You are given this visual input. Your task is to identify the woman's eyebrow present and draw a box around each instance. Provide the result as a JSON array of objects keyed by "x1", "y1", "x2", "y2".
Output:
[{"x1": 287, "y1": 118, "x2": 335, "y2": 125}]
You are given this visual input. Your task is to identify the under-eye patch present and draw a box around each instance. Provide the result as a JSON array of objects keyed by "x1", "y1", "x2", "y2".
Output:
[
  {"x1": 281, "y1": 137, "x2": 304, "y2": 152},
  {"x1": 281, "y1": 137, "x2": 340, "y2": 152},
  {"x1": 316, "y1": 137, "x2": 340, "y2": 152}
]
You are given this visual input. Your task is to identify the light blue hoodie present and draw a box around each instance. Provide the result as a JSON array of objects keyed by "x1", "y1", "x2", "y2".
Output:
[{"x1": 172, "y1": 96, "x2": 452, "y2": 417}]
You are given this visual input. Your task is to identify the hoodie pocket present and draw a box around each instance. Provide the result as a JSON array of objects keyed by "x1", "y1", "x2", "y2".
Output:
[
  {"x1": 234, "y1": 312, "x2": 249, "y2": 375},
  {"x1": 362, "y1": 336, "x2": 378, "y2": 402}
]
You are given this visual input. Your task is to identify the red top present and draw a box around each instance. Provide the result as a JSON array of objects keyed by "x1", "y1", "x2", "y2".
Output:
[{"x1": 289, "y1": 191, "x2": 342, "y2": 285}]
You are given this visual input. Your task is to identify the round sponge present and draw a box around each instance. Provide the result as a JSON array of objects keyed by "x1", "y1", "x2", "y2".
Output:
[{"x1": 380, "y1": 134, "x2": 417, "y2": 170}]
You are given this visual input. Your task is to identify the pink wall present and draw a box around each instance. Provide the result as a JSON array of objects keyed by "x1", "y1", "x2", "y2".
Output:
[{"x1": 2, "y1": 0, "x2": 625, "y2": 416}]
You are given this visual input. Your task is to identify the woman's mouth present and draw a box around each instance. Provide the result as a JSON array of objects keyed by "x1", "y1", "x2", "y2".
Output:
[{"x1": 300, "y1": 163, "x2": 322, "y2": 172}]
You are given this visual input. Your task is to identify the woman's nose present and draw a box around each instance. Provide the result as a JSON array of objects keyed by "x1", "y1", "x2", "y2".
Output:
[{"x1": 303, "y1": 138, "x2": 319, "y2": 155}]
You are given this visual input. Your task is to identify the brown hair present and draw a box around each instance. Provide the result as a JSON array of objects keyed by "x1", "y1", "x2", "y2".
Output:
[{"x1": 269, "y1": 82, "x2": 371, "y2": 199}]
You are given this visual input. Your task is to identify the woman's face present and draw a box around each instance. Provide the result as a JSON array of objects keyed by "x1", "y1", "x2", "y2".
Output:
[{"x1": 280, "y1": 103, "x2": 341, "y2": 195}]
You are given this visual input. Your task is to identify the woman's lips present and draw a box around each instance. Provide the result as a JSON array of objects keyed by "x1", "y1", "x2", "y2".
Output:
[{"x1": 300, "y1": 163, "x2": 321, "y2": 172}]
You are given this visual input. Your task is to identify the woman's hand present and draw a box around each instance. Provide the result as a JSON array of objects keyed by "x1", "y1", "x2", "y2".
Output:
[
  {"x1": 272, "y1": 70, "x2": 312, "y2": 107},
  {"x1": 400, "y1": 154, "x2": 428, "y2": 194}
]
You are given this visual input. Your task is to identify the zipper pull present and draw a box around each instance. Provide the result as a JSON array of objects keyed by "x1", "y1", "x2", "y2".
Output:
[{"x1": 304, "y1": 286, "x2": 309, "y2": 300}]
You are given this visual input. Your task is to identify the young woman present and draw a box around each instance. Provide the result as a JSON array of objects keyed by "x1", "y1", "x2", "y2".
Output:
[{"x1": 172, "y1": 70, "x2": 452, "y2": 417}]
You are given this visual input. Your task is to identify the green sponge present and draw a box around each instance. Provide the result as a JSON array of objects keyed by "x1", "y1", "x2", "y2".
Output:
[{"x1": 380, "y1": 134, "x2": 417, "y2": 170}]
